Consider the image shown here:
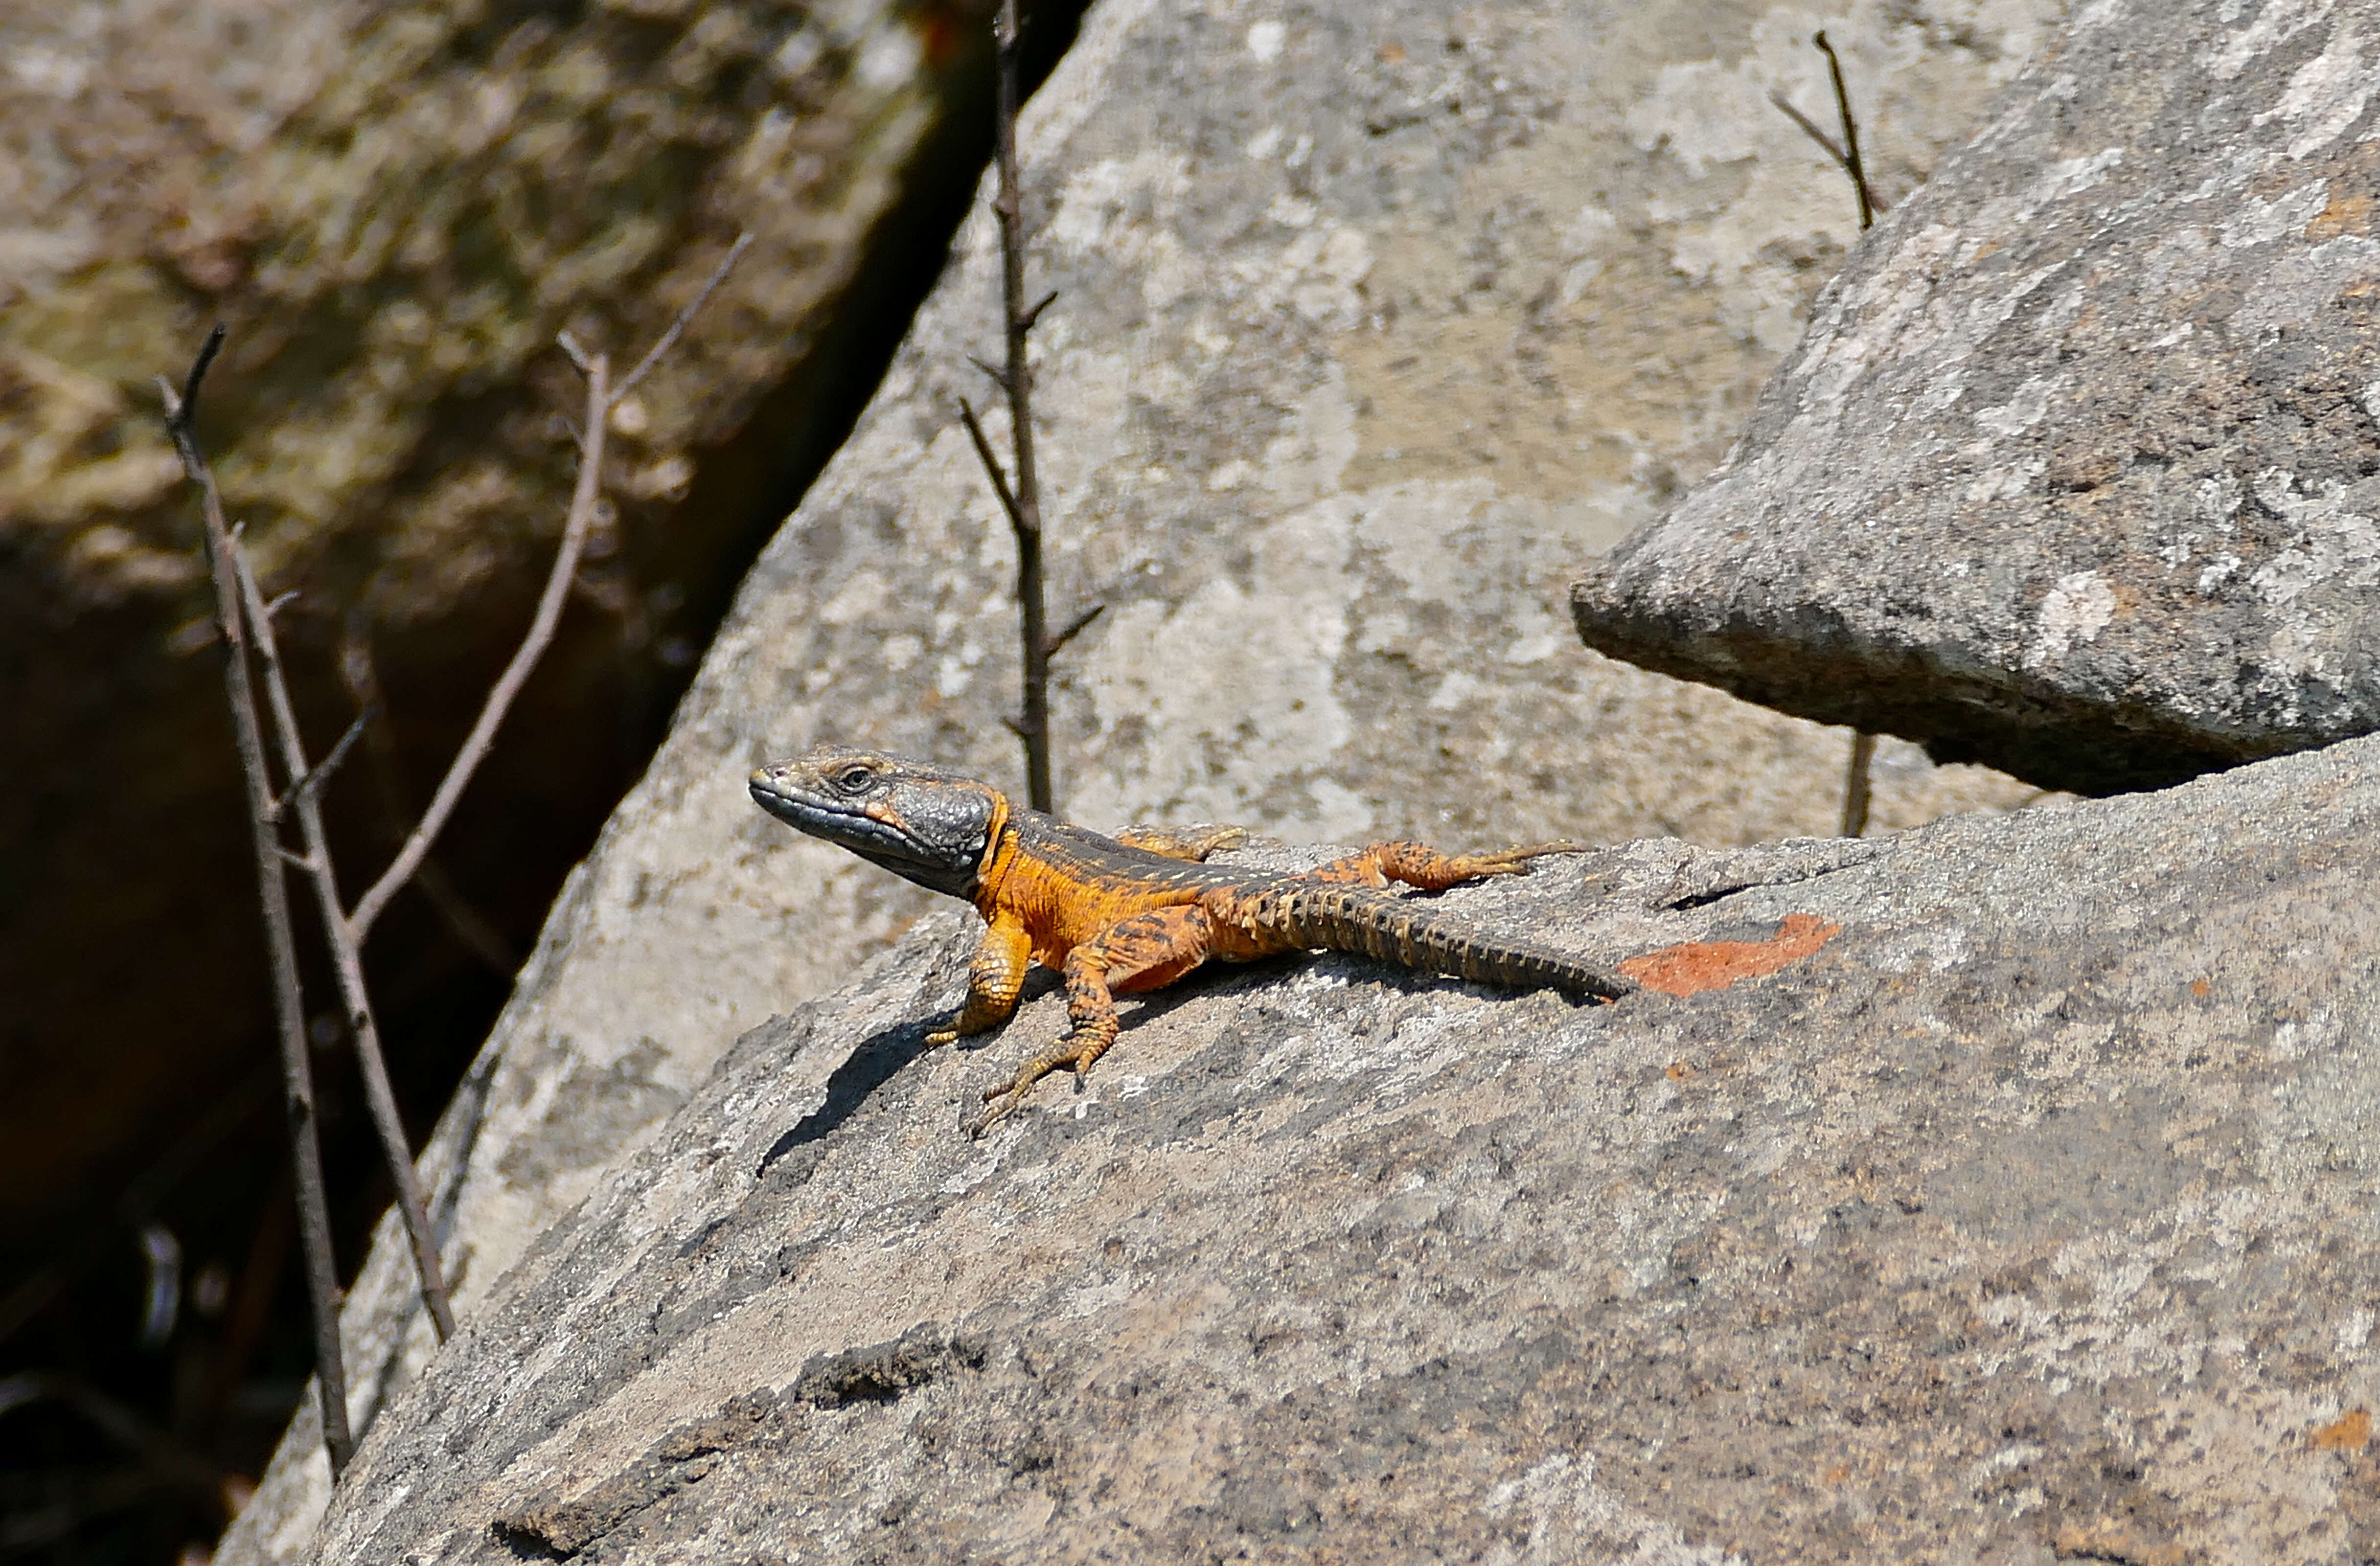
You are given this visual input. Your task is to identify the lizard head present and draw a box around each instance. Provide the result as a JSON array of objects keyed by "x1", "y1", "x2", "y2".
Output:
[{"x1": 749, "y1": 746, "x2": 1005, "y2": 899}]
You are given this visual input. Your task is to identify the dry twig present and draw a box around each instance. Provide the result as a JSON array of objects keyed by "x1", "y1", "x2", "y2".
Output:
[
  {"x1": 1772, "y1": 33, "x2": 1886, "y2": 836},
  {"x1": 152, "y1": 236, "x2": 744, "y2": 1469},
  {"x1": 160, "y1": 324, "x2": 354, "y2": 1476},
  {"x1": 231, "y1": 547, "x2": 457, "y2": 1343},
  {"x1": 968, "y1": 0, "x2": 1061, "y2": 812}
]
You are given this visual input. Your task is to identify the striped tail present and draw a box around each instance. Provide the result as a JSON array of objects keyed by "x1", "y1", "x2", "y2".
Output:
[{"x1": 1241, "y1": 883, "x2": 1633, "y2": 1001}]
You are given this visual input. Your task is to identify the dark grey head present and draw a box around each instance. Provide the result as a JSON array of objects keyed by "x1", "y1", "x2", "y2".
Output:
[{"x1": 748, "y1": 746, "x2": 1005, "y2": 900}]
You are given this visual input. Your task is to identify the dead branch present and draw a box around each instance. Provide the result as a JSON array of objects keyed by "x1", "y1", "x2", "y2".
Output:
[
  {"x1": 160, "y1": 324, "x2": 355, "y2": 1477},
  {"x1": 614, "y1": 232, "x2": 752, "y2": 405},
  {"x1": 1812, "y1": 32, "x2": 1878, "y2": 231},
  {"x1": 345, "y1": 350, "x2": 611, "y2": 944},
  {"x1": 1839, "y1": 729, "x2": 1877, "y2": 838},
  {"x1": 985, "y1": 0, "x2": 1056, "y2": 812},
  {"x1": 335, "y1": 622, "x2": 517, "y2": 976},
  {"x1": 273, "y1": 708, "x2": 368, "y2": 822},
  {"x1": 1776, "y1": 33, "x2": 1885, "y2": 834},
  {"x1": 231, "y1": 545, "x2": 457, "y2": 1343},
  {"x1": 956, "y1": 397, "x2": 1024, "y2": 529},
  {"x1": 1045, "y1": 601, "x2": 1106, "y2": 661}
]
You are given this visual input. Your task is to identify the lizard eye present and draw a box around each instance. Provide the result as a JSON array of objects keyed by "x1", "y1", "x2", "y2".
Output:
[{"x1": 833, "y1": 765, "x2": 875, "y2": 794}]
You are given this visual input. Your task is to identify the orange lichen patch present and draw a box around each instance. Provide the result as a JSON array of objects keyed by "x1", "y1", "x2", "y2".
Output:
[
  {"x1": 2311, "y1": 1408, "x2": 2371, "y2": 1451},
  {"x1": 1621, "y1": 912, "x2": 1844, "y2": 998},
  {"x1": 2190, "y1": 978, "x2": 2211, "y2": 998}
]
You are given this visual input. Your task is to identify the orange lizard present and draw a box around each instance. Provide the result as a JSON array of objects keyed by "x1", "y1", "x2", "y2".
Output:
[{"x1": 750, "y1": 746, "x2": 1631, "y2": 1131}]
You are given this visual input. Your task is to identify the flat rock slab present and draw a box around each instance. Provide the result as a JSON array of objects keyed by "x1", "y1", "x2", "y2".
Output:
[
  {"x1": 296, "y1": 734, "x2": 2380, "y2": 1563},
  {"x1": 1574, "y1": 0, "x2": 2380, "y2": 796}
]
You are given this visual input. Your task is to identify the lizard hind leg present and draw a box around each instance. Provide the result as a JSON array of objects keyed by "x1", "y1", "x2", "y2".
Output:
[
  {"x1": 1112, "y1": 823, "x2": 1249, "y2": 862},
  {"x1": 1312, "y1": 840, "x2": 1589, "y2": 893},
  {"x1": 970, "y1": 904, "x2": 1215, "y2": 1135}
]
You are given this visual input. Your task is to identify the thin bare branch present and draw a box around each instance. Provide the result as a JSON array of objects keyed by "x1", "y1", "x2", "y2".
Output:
[
  {"x1": 348, "y1": 349, "x2": 610, "y2": 944},
  {"x1": 1044, "y1": 601, "x2": 1105, "y2": 661},
  {"x1": 1019, "y1": 288, "x2": 1059, "y2": 334},
  {"x1": 1812, "y1": 31, "x2": 1878, "y2": 230},
  {"x1": 230, "y1": 545, "x2": 456, "y2": 1344},
  {"x1": 1767, "y1": 92, "x2": 1891, "y2": 213},
  {"x1": 161, "y1": 325, "x2": 354, "y2": 1477},
  {"x1": 1800, "y1": 31, "x2": 1882, "y2": 834},
  {"x1": 956, "y1": 397, "x2": 1025, "y2": 532},
  {"x1": 1840, "y1": 729, "x2": 1877, "y2": 838},
  {"x1": 967, "y1": 353, "x2": 1011, "y2": 393},
  {"x1": 336, "y1": 621, "x2": 518, "y2": 977},
  {"x1": 613, "y1": 231, "x2": 751, "y2": 405},
  {"x1": 1767, "y1": 90, "x2": 1847, "y2": 167},
  {"x1": 273, "y1": 708, "x2": 370, "y2": 823},
  {"x1": 557, "y1": 330, "x2": 595, "y2": 376},
  {"x1": 989, "y1": 0, "x2": 1054, "y2": 812}
]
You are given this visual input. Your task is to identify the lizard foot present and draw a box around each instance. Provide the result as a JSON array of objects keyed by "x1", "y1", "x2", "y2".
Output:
[
  {"x1": 1440, "y1": 841, "x2": 1590, "y2": 879},
  {"x1": 967, "y1": 1039, "x2": 1103, "y2": 1136}
]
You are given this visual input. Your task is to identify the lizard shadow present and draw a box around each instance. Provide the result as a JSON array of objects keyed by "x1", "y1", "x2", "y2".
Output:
[
  {"x1": 755, "y1": 970, "x2": 1070, "y2": 1171},
  {"x1": 755, "y1": 950, "x2": 1510, "y2": 1167}
]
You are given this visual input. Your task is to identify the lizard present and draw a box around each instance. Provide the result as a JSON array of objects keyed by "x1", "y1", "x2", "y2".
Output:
[{"x1": 749, "y1": 745, "x2": 1633, "y2": 1132}]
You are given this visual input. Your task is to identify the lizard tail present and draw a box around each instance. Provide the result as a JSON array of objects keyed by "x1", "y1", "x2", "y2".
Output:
[{"x1": 1242, "y1": 884, "x2": 1634, "y2": 1001}]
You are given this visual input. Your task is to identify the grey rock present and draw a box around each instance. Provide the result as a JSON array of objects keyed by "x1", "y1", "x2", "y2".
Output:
[
  {"x1": 299, "y1": 730, "x2": 2380, "y2": 1563},
  {"x1": 216, "y1": 0, "x2": 2062, "y2": 1554},
  {"x1": 1574, "y1": 0, "x2": 2380, "y2": 797}
]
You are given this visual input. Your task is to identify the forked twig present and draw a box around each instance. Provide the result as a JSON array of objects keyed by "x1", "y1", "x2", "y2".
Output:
[
  {"x1": 230, "y1": 546, "x2": 457, "y2": 1343},
  {"x1": 160, "y1": 326, "x2": 355, "y2": 1477},
  {"x1": 956, "y1": 398, "x2": 1024, "y2": 531},
  {"x1": 1767, "y1": 41, "x2": 1888, "y2": 224}
]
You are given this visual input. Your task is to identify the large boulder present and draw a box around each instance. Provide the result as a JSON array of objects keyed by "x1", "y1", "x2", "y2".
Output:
[
  {"x1": 277, "y1": 730, "x2": 2380, "y2": 1562},
  {"x1": 1574, "y1": 0, "x2": 2380, "y2": 796},
  {"x1": 214, "y1": 0, "x2": 2062, "y2": 1552}
]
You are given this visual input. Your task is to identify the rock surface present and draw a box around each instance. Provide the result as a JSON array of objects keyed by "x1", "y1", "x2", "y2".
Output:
[
  {"x1": 216, "y1": 0, "x2": 2064, "y2": 1552},
  {"x1": 1574, "y1": 0, "x2": 2380, "y2": 797},
  {"x1": 284, "y1": 730, "x2": 2380, "y2": 1562}
]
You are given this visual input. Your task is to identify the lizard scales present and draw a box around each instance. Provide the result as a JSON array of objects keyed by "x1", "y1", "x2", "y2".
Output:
[{"x1": 750, "y1": 746, "x2": 1629, "y2": 1130}]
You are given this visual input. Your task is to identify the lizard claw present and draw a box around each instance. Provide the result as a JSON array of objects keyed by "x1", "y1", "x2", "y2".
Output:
[
  {"x1": 1453, "y1": 841, "x2": 1589, "y2": 878},
  {"x1": 966, "y1": 1038, "x2": 1098, "y2": 1136}
]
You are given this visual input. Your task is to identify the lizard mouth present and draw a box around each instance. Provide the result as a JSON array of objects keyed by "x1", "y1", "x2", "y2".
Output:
[{"x1": 748, "y1": 770, "x2": 955, "y2": 881}]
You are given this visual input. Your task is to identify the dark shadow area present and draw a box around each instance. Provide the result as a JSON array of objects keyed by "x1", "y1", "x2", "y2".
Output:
[{"x1": 757, "y1": 1021, "x2": 936, "y2": 1174}]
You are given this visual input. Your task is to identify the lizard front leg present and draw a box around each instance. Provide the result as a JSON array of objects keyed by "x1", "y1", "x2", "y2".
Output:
[
  {"x1": 1311, "y1": 840, "x2": 1586, "y2": 892},
  {"x1": 971, "y1": 903, "x2": 1215, "y2": 1134},
  {"x1": 927, "y1": 912, "x2": 1032, "y2": 1045}
]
